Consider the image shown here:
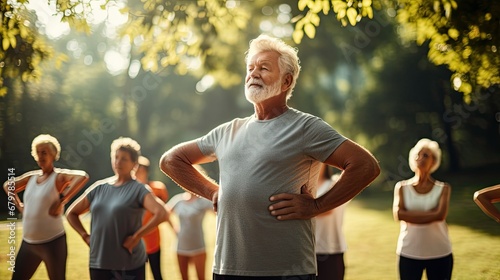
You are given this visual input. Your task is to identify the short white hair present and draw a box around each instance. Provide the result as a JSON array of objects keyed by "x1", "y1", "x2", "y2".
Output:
[
  {"x1": 245, "y1": 34, "x2": 301, "y2": 100},
  {"x1": 31, "y1": 134, "x2": 61, "y2": 161},
  {"x1": 408, "y1": 138, "x2": 442, "y2": 173}
]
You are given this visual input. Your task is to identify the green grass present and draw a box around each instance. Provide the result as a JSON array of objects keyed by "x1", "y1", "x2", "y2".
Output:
[
  {"x1": 0, "y1": 214, "x2": 217, "y2": 280},
  {"x1": 1, "y1": 168, "x2": 499, "y2": 279}
]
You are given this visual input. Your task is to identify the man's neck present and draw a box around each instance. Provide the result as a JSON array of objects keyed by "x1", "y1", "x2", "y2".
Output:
[{"x1": 253, "y1": 95, "x2": 289, "y2": 120}]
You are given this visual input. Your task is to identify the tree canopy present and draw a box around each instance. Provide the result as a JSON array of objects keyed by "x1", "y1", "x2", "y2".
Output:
[
  {"x1": 293, "y1": 0, "x2": 500, "y2": 102},
  {"x1": 3, "y1": 0, "x2": 498, "y2": 100}
]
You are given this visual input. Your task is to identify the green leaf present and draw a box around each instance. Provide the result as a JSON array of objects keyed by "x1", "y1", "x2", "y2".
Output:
[
  {"x1": 444, "y1": 2, "x2": 452, "y2": 18},
  {"x1": 366, "y1": 6, "x2": 373, "y2": 19},
  {"x1": 298, "y1": 0, "x2": 309, "y2": 11},
  {"x1": 292, "y1": 29, "x2": 304, "y2": 44},
  {"x1": 311, "y1": 13, "x2": 320, "y2": 26},
  {"x1": 332, "y1": 0, "x2": 347, "y2": 13},
  {"x1": 2, "y1": 37, "x2": 10, "y2": 51},
  {"x1": 448, "y1": 28, "x2": 459, "y2": 40},
  {"x1": 0, "y1": 87, "x2": 7, "y2": 97},
  {"x1": 341, "y1": 18, "x2": 348, "y2": 27},
  {"x1": 362, "y1": 0, "x2": 372, "y2": 7},
  {"x1": 346, "y1": 8, "x2": 358, "y2": 26},
  {"x1": 322, "y1": 1, "x2": 330, "y2": 15},
  {"x1": 337, "y1": 8, "x2": 346, "y2": 19},
  {"x1": 304, "y1": 23, "x2": 316, "y2": 38},
  {"x1": 9, "y1": 35, "x2": 16, "y2": 49}
]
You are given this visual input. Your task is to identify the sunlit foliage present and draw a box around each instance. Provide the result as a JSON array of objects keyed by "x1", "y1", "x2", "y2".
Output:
[
  {"x1": 1, "y1": 0, "x2": 252, "y2": 96},
  {"x1": 119, "y1": 0, "x2": 250, "y2": 88},
  {"x1": 292, "y1": 0, "x2": 500, "y2": 101},
  {"x1": 0, "y1": 0, "x2": 92, "y2": 96},
  {"x1": 1, "y1": 1, "x2": 51, "y2": 96}
]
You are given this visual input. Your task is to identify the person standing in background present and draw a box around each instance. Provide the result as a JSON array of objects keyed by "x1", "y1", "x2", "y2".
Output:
[
  {"x1": 166, "y1": 165, "x2": 214, "y2": 280},
  {"x1": 315, "y1": 164, "x2": 347, "y2": 280},
  {"x1": 136, "y1": 156, "x2": 169, "y2": 280},
  {"x1": 393, "y1": 138, "x2": 453, "y2": 280},
  {"x1": 3, "y1": 134, "x2": 89, "y2": 280},
  {"x1": 66, "y1": 137, "x2": 167, "y2": 280}
]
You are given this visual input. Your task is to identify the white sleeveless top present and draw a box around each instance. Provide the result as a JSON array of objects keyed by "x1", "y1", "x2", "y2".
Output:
[
  {"x1": 314, "y1": 177, "x2": 347, "y2": 254},
  {"x1": 23, "y1": 172, "x2": 65, "y2": 243},
  {"x1": 396, "y1": 181, "x2": 452, "y2": 259}
]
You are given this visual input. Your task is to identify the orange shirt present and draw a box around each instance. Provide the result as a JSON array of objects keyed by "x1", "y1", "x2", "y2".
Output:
[{"x1": 143, "y1": 181, "x2": 168, "y2": 254}]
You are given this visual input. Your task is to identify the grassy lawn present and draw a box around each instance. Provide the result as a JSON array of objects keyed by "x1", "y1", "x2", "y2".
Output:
[{"x1": 0, "y1": 169, "x2": 499, "y2": 279}]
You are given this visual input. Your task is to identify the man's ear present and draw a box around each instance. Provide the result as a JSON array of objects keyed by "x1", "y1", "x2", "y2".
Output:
[{"x1": 282, "y1": 73, "x2": 293, "y2": 92}]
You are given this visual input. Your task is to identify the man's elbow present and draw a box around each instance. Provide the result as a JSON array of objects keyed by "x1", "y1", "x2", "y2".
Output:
[
  {"x1": 364, "y1": 157, "x2": 381, "y2": 183},
  {"x1": 159, "y1": 152, "x2": 174, "y2": 176},
  {"x1": 473, "y1": 191, "x2": 482, "y2": 204}
]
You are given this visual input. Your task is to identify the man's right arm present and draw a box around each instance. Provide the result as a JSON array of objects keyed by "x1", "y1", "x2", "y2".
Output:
[{"x1": 160, "y1": 140, "x2": 219, "y2": 208}]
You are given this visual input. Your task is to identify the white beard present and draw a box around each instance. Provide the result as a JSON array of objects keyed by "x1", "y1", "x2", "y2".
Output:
[{"x1": 245, "y1": 78, "x2": 282, "y2": 104}]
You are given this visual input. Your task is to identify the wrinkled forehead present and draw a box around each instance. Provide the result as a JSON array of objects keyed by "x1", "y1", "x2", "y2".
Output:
[{"x1": 247, "y1": 50, "x2": 280, "y2": 65}]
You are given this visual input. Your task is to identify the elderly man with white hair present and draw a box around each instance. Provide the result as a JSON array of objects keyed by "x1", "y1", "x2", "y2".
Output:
[
  {"x1": 160, "y1": 34, "x2": 380, "y2": 280},
  {"x1": 393, "y1": 138, "x2": 454, "y2": 280}
]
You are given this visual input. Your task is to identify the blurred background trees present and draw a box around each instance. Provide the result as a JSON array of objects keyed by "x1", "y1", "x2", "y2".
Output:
[{"x1": 1, "y1": 0, "x2": 499, "y2": 204}]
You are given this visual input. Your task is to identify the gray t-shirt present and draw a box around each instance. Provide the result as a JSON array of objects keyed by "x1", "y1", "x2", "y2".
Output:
[
  {"x1": 86, "y1": 180, "x2": 150, "y2": 270},
  {"x1": 197, "y1": 108, "x2": 346, "y2": 276}
]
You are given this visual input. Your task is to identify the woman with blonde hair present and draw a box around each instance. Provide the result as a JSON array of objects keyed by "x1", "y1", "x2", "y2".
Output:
[
  {"x1": 3, "y1": 134, "x2": 89, "y2": 280},
  {"x1": 393, "y1": 138, "x2": 453, "y2": 280}
]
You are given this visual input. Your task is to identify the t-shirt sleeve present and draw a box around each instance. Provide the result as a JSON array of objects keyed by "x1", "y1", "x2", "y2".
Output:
[
  {"x1": 197, "y1": 121, "x2": 232, "y2": 157},
  {"x1": 85, "y1": 177, "x2": 115, "y2": 203},
  {"x1": 166, "y1": 193, "x2": 183, "y2": 211},
  {"x1": 137, "y1": 183, "x2": 152, "y2": 208},
  {"x1": 85, "y1": 183, "x2": 103, "y2": 203},
  {"x1": 303, "y1": 116, "x2": 347, "y2": 162}
]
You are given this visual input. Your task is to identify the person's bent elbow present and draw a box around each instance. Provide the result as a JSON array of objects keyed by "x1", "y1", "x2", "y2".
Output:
[
  {"x1": 159, "y1": 151, "x2": 175, "y2": 177},
  {"x1": 363, "y1": 156, "x2": 381, "y2": 184},
  {"x1": 473, "y1": 191, "x2": 482, "y2": 204}
]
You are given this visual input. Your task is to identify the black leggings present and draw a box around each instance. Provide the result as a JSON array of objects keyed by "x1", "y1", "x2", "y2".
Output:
[
  {"x1": 213, "y1": 274, "x2": 316, "y2": 280},
  {"x1": 399, "y1": 254, "x2": 453, "y2": 280},
  {"x1": 12, "y1": 234, "x2": 67, "y2": 280},
  {"x1": 147, "y1": 250, "x2": 163, "y2": 280},
  {"x1": 316, "y1": 253, "x2": 345, "y2": 280},
  {"x1": 90, "y1": 264, "x2": 145, "y2": 280}
]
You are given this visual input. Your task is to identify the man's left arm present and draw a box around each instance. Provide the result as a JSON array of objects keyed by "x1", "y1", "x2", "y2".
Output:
[{"x1": 269, "y1": 139, "x2": 380, "y2": 220}]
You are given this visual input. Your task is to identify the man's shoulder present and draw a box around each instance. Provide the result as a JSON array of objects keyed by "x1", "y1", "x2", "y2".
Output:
[
  {"x1": 287, "y1": 107, "x2": 322, "y2": 121},
  {"x1": 209, "y1": 116, "x2": 253, "y2": 133}
]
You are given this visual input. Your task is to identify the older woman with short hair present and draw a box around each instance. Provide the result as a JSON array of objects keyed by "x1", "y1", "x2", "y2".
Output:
[
  {"x1": 3, "y1": 134, "x2": 89, "y2": 280},
  {"x1": 393, "y1": 138, "x2": 453, "y2": 280},
  {"x1": 66, "y1": 137, "x2": 167, "y2": 280}
]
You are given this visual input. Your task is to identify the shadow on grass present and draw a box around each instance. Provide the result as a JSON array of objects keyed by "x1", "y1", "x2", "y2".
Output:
[{"x1": 354, "y1": 162, "x2": 500, "y2": 236}]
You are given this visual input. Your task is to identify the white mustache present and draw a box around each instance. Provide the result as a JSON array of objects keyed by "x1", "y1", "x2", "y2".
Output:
[{"x1": 246, "y1": 79, "x2": 263, "y2": 87}]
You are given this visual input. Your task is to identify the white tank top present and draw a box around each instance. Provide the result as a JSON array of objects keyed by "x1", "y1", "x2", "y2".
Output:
[
  {"x1": 23, "y1": 172, "x2": 65, "y2": 243},
  {"x1": 396, "y1": 181, "x2": 452, "y2": 259},
  {"x1": 314, "y1": 177, "x2": 347, "y2": 254}
]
